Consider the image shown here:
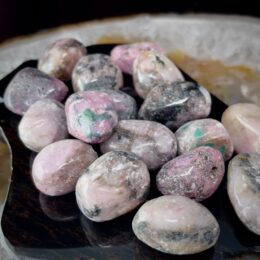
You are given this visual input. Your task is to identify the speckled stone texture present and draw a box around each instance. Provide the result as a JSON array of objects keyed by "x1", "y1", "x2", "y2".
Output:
[
  {"x1": 156, "y1": 146, "x2": 225, "y2": 201},
  {"x1": 76, "y1": 151, "x2": 150, "y2": 222},
  {"x1": 139, "y1": 81, "x2": 211, "y2": 129},
  {"x1": 133, "y1": 50, "x2": 184, "y2": 98},
  {"x1": 38, "y1": 38, "x2": 86, "y2": 81},
  {"x1": 32, "y1": 139, "x2": 98, "y2": 196},
  {"x1": 18, "y1": 99, "x2": 68, "y2": 152},
  {"x1": 3, "y1": 67, "x2": 68, "y2": 115},
  {"x1": 176, "y1": 118, "x2": 233, "y2": 161},
  {"x1": 100, "y1": 120, "x2": 177, "y2": 170},
  {"x1": 72, "y1": 54, "x2": 123, "y2": 92},
  {"x1": 228, "y1": 153, "x2": 260, "y2": 235},
  {"x1": 132, "y1": 195, "x2": 220, "y2": 255}
]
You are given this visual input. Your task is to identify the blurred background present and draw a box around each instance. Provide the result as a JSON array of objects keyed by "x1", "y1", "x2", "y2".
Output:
[{"x1": 1, "y1": 1, "x2": 259, "y2": 43}]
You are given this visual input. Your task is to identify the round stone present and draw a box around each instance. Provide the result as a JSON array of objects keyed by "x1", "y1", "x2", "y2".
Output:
[
  {"x1": 176, "y1": 118, "x2": 233, "y2": 161},
  {"x1": 133, "y1": 50, "x2": 184, "y2": 98},
  {"x1": 111, "y1": 42, "x2": 162, "y2": 74},
  {"x1": 18, "y1": 99, "x2": 68, "y2": 152},
  {"x1": 132, "y1": 195, "x2": 220, "y2": 255},
  {"x1": 139, "y1": 81, "x2": 211, "y2": 130},
  {"x1": 156, "y1": 146, "x2": 225, "y2": 201},
  {"x1": 228, "y1": 153, "x2": 260, "y2": 235},
  {"x1": 222, "y1": 103, "x2": 260, "y2": 154},
  {"x1": 76, "y1": 151, "x2": 150, "y2": 222},
  {"x1": 38, "y1": 38, "x2": 86, "y2": 81},
  {"x1": 72, "y1": 54, "x2": 123, "y2": 92},
  {"x1": 3, "y1": 67, "x2": 68, "y2": 115},
  {"x1": 65, "y1": 91, "x2": 118, "y2": 144},
  {"x1": 101, "y1": 120, "x2": 177, "y2": 170},
  {"x1": 32, "y1": 139, "x2": 98, "y2": 196}
]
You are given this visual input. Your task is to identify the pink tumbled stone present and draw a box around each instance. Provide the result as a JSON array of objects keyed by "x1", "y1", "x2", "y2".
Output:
[
  {"x1": 32, "y1": 139, "x2": 98, "y2": 196},
  {"x1": 110, "y1": 42, "x2": 162, "y2": 74}
]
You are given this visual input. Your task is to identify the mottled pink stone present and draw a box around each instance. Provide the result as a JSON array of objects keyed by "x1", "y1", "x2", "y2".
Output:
[
  {"x1": 156, "y1": 146, "x2": 225, "y2": 201},
  {"x1": 32, "y1": 139, "x2": 98, "y2": 196},
  {"x1": 110, "y1": 42, "x2": 163, "y2": 74}
]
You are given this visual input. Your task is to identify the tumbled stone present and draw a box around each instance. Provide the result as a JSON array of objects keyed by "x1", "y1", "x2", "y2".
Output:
[
  {"x1": 132, "y1": 195, "x2": 220, "y2": 255},
  {"x1": 3, "y1": 67, "x2": 68, "y2": 115},
  {"x1": 111, "y1": 42, "x2": 162, "y2": 74},
  {"x1": 65, "y1": 91, "x2": 118, "y2": 144},
  {"x1": 32, "y1": 139, "x2": 98, "y2": 196},
  {"x1": 176, "y1": 118, "x2": 233, "y2": 161},
  {"x1": 76, "y1": 151, "x2": 150, "y2": 222},
  {"x1": 222, "y1": 103, "x2": 260, "y2": 154},
  {"x1": 101, "y1": 120, "x2": 177, "y2": 170},
  {"x1": 139, "y1": 81, "x2": 211, "y2": 129},
  {"x1": 228, "y1": 153, "x2": 260, "y2": 235},
  {"x1": 72, "y1": 54, "x2": 123, "y2": 92},
  {"x1": 18, "y1": 99, "x2": 68, "y2": 152},
  {"x1": 38, "y1": 38, "x2": 86, "y2": 81},
  {"x1": 133, "y1": 50, "x2": 184, "y2": 98},
  {"x1": 156, "y1": 146, "x2": 225, "y2": 201}
]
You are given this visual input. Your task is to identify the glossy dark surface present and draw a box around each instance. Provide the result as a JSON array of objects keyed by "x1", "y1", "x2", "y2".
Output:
[{"x1": 0, "y1": 45, "x2": 259, "y2": 260}]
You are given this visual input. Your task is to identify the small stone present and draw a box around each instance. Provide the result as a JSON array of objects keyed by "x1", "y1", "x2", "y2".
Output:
[
  {"x1": 101, "y1": 120, "x2": 177, "y2": 170},
  {"x1": 3, "y1": 67, "x2": 68, "y2": 115},
  {"x1": 76, "y1": 151, "x2": 150, "y2": 222},
  {"x1": 132, "y1": 195, "x2": 220, "y2": 255},
  {"x1": 72, "y1": 54, "x2": 123, "y2": 92},
  {"x1": 111, "y1": 42, "x2": 162, "y2": 74},
  {"x1": 18, "y1": 99, "x2": 68, "y2": 152},
  {"x1": 139, "y1": 81, "x2": 211, "y2": 130},
  {"x1": 156, "y1": 146, "x2": 225, "y2": 201},
  {"x1": 32, "y1": 139, "x2": 98, "y2": 196},
  {"x1": 133, "y1": 50, "x2": 184, "y2": 98},
  {"x1": 65, "y1": 91, "x2": 118, "y2": 144},
  {"x1": 227, "y1": 153, "x2": 260, "y2": 235},
  {"x1": 38, "y1": 38, "x2": 86, "y2": 81},
  {"x1": 176, "y1": 118, "x2": 233, "y2": 161},
  {"x1": 222, "y1": 103, "x2": 260, "y2": 154}
]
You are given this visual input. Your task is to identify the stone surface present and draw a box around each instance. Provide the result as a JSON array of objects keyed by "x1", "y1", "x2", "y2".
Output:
[
  {"x1": 72, "y1": 54, "x2": 123, "y2": 92},
  {"x1": 132, "y1": 195, "x2": 220, "y2": 255},
  {"x1": 133, "y1": 50, "x2": 184, "y2": 98},
  {"x1": 222, "y1": 103, "x2": 260, "y2": 154},
  {"x1": 176, "y1": 118, "x2": 233, "y2": 161},
  {"x1": 18, "y1": 99, "x2": 68, "y2": 152},
  {"x1": 32, "y1": 139, "x2": 98, "y2": 196},
  {"x1": 139, "y1": 81, "x2": 211, "y2": 130},
  {"x1": 110, "y1": 42, "x2": 162, "y2": 74},
  {"x1": 38, "y1": 38, "x2": 86, "y2": 81},
  {"x1": 156, "y1": 146, "x2": 225, "y2": 201},
  {"x1": 65, "y1": 91, "x2": 118, "y2": 144},
  {"x1": 76, "y1": 151, "x2": 150, "y2": 222},
  {"x1": 3, "y1": 67, "x2": 68, "y2": 115},
  {"x1": 101, "y1": 120, "x2": 177, "y2": 170},
  {"x1": 228, "y1": 153, "x2": 260, "y2": 235}
]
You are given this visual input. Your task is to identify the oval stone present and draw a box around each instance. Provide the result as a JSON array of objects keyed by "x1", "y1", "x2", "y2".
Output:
[
  {"x1": 38, "y1": 38, "x2": 86, "y2": 81},
  {"x1": 133, "y1": 50, "x2": 184, "y2": 98},
  {"x1": 132, "y1": 195, "x2": 220, "y2": 255},
  {"x1": 100, "y1": 120, "x2": 177, "y2": 170},
  {"x1": 111, "y1": 42, "x2": 162, "y2": 74},
  {"x1": 32, "y1": 139, "x2": 98, "y2": 196},
  {"x1": 76, "y1": 151, "x2": 150, "y2": 222},
  {"x1": 176, "y1": 118, "x2": 233, "y2": 161},
  {"x1": 18, "y1": 99, "x2": 68, "y2": 152},
  {"x1": 156, "y1": 146, "x2": 225, "y2": 201},
  {"x1": 228, "y1": 153, "x2": 260, "y2": 235},
  {"x1": 3, "y1": 67, "x2": 68, "y2": 115},
  {"x1": 72, "y1": 54, "x2": 123, "y2": 92},
  {"x1": 222, "y1": 103, "x2": 260, "y2": 154},
  {"x1": 65, "y1": 91, "x2": 118, "y2": 144},
  {"x1": 139, "y1": 81, "x2": 211, "y2": 130}
]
